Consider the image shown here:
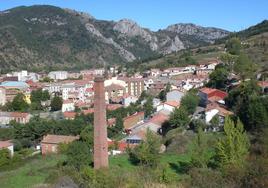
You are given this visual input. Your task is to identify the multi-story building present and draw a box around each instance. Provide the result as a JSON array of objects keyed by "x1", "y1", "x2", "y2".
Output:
[
  {"x1": 48, "y1": 71, "x2": 68, "y2": 80},
  {"x1": 119, "y1": 77, "x2": 145, "y2": 97},
  {"x1": 0, "y1": 112, "x2": 31, "y2": 125}
]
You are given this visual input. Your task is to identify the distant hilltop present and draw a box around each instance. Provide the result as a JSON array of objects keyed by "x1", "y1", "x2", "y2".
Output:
[{"x1": 0, "y1": 5, "x2": 229, "y2": 72}]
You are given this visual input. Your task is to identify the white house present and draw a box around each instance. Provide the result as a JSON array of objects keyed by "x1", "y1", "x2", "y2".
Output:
[
  {"x1": 123, "y1": 95, "x2": 138, "y2": 107},
  {"x1": 150, "y1": 69, "x2": 161, "y2": 77},
  {"x1": 43, "y1": 83, "x2": 62, "y2": 94},
  {"x1": 62, "y1": 100, "x2": 75, "y2": 112},
  {"x1": 144, "y1": 78, "x2": 154, "y2": 90},
  {"x1": 156, "y1": 101, "x2": 180, "y2": 113}
]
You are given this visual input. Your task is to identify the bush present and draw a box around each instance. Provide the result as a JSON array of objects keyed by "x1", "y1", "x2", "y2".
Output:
[
  {"x1": 66, "y1": 141, "x2": 92, "y2": 170},
  {"x1": 0, "y1": 149, "x2": 11, "y2": 167},
  {"x1": 128, "y1": 130, "x2": 161, "y2": 167}
]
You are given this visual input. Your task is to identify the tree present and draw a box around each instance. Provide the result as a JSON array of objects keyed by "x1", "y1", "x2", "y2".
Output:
[
  {"x1": 143, "y1": 97, "x2": 154, "y2": 118},
  {"x1": 0, "y1": 149, "x2": 11, "y2": 167},
  {"x1": 216, "y1": 117, "x2": 250, "y2": 169},
  {"x1": 220, "y1": 53, "x2": 237, "y2": 72},
  {"x1": 188, "y1": 128, "x2": 215, "y2": 168},
  {"x1": 210, "y1": 115, "x2": 220, "y2": 128},
  {"x1": 234, "y1": 53, "x2": 257, "y2": 80},
  {"x1": 158, "y1": 83, "x2": 171, "y2": 102},
  {"x1": 181, "y1": 92, "x2": 200, "y2": 114},
  {"x1": 66, "y1": 141, "x2": 92, "y2": 170},
  {"x1": 80, "y1": 125, "x2": 93, "y2": 147},
  {"x1": 225, "y1": 37, "x2": 241, "y2": 55},
  {"x1": 207, "y1": 67, "x2": 228, "y2": 90},
  {"x1": 115, "y1": 116, "x2": 123, "y2": 131},
  {"x1": 50, "y1": 96, "x2": 63, "y2": 111},
  {"x1": 226, "y1": 80, "x2": 267, "y2": 131},
  {"x1": 30, "y1": 89, "x2": 50, "y2": 110},
  {"x1": 11, "y1": 93, "x2": 29, "y2": 112},
  {"x1": 128, "y1": 130, "x2": 161, "y2": 167},
  {"x1": 169, "y1": 107, "x2": 190, "y2": 128},
  {"x1": 40, "y1": 77, "x2": 54, "y2": 83}
]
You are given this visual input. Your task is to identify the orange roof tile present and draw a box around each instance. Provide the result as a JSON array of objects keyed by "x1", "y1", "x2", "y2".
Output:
[
  {"x1": 41, "y1": 134, "x2": 79, "y2": 144},
  {"x1": 258, "y1": 81, "x2": 268, "y2": 88},
  {"x1": 149, "y1": 113, "x2": 169, "y2": 125},
  {"x1": 0, "y1": 140, "x2": 13, "y2": 149},
  {"x1": 164, "y1": 101, "x2": 180, "y2": 107},
  {"x1": 63, "y1": 112, "x2": 76, "y2": 119}
]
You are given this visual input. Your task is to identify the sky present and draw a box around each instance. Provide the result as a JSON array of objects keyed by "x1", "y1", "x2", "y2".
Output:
[{"x1": 0, "y1": 0, "x2": 267, "y2": 32}]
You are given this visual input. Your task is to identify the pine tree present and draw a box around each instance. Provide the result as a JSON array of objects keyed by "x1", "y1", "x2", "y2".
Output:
[{"x1": 216, "y1": 117, "x2": 249, "y2": 168}]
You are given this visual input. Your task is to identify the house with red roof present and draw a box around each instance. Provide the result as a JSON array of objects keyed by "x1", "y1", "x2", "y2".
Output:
[
  {"x1": 0, "y1": 112, "x2": 30, "y2": 125},
  {"x1": 198, "y1": 87, "x2": 228, "y2": 107},
  {"x1": 61, "y1": 99, "x2": 75, "y2": 112},
  {"x1": 156, "y1": 101, "x2": 180, "y2": 114},
  {"x1": 0, "y1": 140, "x2": 14, "y2": 156},
  {"x1": 41, "y1": 134, "x2": 79, "y2": 155},
  {"x1": 123, "y1": 112, "x2": 145, "y2": 131}
]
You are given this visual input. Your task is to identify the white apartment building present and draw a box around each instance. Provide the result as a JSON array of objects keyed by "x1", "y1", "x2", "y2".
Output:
[{"x1": 48, "y1": 71, "x2": 68, "y2": 80}]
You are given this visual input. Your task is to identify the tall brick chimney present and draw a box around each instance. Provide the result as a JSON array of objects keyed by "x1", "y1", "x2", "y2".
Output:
[{"x1": 93, "y1": 76, "x2": 108, "y2": 169}]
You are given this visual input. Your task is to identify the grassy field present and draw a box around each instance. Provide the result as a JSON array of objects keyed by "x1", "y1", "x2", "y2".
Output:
[
  {"x1": 0, "y1": 154, "x2": 64, "y2": 188},
  {"x1": 0, "y1": 152, "x2": 191, "y2": 188},
  {"x1": 110, "y1": 153, "x2": 191, "y2": 180}
]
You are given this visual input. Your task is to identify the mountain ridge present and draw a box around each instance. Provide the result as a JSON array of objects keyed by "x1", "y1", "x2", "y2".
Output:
[{"x1": 0, "y1": 5, "x2": 231, "y2": 72}]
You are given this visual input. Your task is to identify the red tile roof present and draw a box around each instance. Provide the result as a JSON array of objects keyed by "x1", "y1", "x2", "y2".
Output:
[
  {"x1": 106, "y1": 104, "x2": 123, "y2": 111},
  {"x1": 10, "y1": 112, "x2": 30, "y2": 118},
  {"x1": 85, "y1": 88, "x2": 94, "y2": 92},
  {"x1": 206, "y1": 102, "x2": 233, "y2": 117},
  {"x1": 149, "y1": 113, "x2": 169, "y2": 125},
  {"x1": 82, "y1": 108, "x2": 94, "y2": 114},
  {"x1": 258, "y1": 81, "x2": 268, "y2": 88},
  {"x1": 123, "y1": 112, "x2": 145, "y2": 121},
  {"x1": 200, "y1": 87, "x2": 227, "y2": 100},
  {"x1": 41, "y1": 134, "x2": 79, "y2": 144},
  {"x1": 0, "y1": 140, "x2": 13, "y2": 149},
  {"x1": 105, "y1": 84, "x2": 124, "y2": 91},
  {"x1": 164, "y1": 101, "x2": 180, "y2": 107},
  {"x1": 63, "y1": 112, "x2": 76, "y2": 119}
]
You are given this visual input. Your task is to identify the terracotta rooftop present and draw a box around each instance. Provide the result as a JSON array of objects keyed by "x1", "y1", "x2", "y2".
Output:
[
  {"x1": 149, "y1": 113, "x2": 169, "y2": 125},
  {"x1": 0, "y1": 140, "x2": 13, "y2": 149},
  {"x1": 63, "y1": 99, "x2": 74, "y2": 104},
  {"x1": 258, "y1": 81, "x2": 268, "y2": 88},
  {"x1": 41, "y1": 134, "x2": 79, "y2": 144},
  {"x1": 106, "y1": 104, "x2": 123, "y2": 111},
  {"x1": 63, "y1": 111, "x2": 76, "y2": 119},
  {"x1": 200, "y1": 87, "x2": 227, "y2": 99},
  {"x1": 82, "y1": 108, "x2": 94, "y2": 114},
  {"x1": 105, "y1": 84, "x2": 125, "y2": 91},
  {"x1": 200, "y1": 87, "x2": 216, "y2": 94},
  {"x1": 164, "y1": 101, "x2": 180, "y2": 107},
  {"x1": 123, "y1": 111, "x2": 144, "y2": 121},
  {"x1": 11, "y1": 112, "x2": 30, "y2": 118},
  {"x1": 206, "y1": 102, "x2": 233, "y2": 117}
]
